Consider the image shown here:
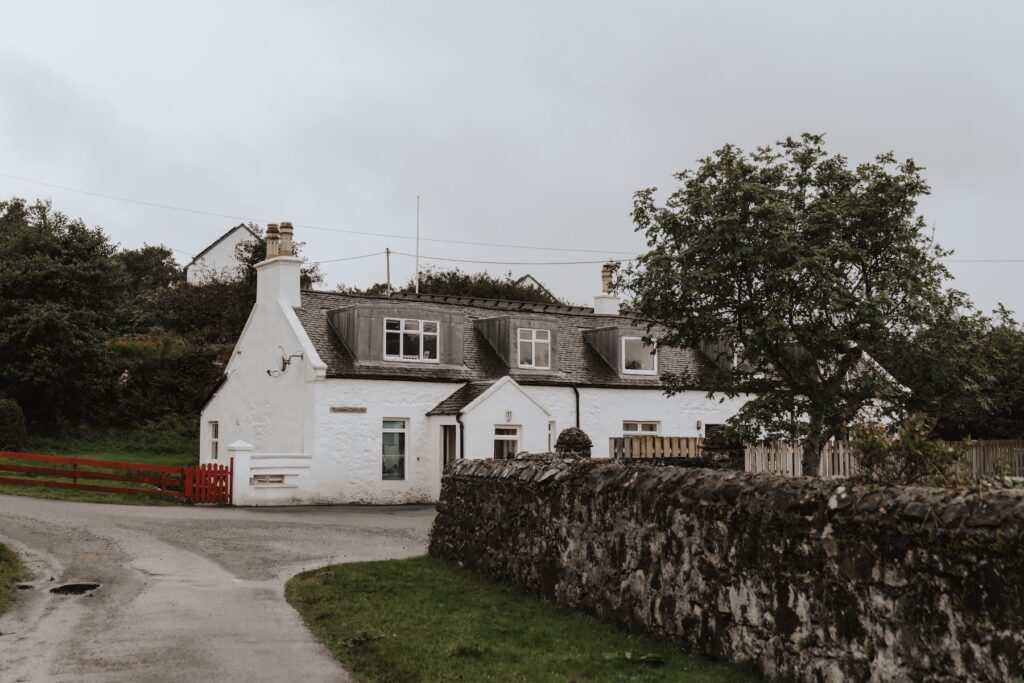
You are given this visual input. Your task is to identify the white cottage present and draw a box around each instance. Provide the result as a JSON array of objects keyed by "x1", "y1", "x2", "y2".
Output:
[
  {"x1": 200, "y1": 223, "x2": 747, "y2": 505},
  {"x1": 185, "y1": 223, "x2": 262, "y2": 284}
]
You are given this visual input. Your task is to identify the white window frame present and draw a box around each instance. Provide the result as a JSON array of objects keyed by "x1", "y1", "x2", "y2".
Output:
[
  {"x1": 517, "y1": 328, "x2": 551, "y2": 369},
  {"x1": 383, "y1": 318, "x2": 440, "y2": 363},
  {"x1": 382, "y1": 418, "x2": 408, "y2": 481},
  {"x1": 547, "y1": 420, "x2": 557, "y2": 451},
  {"x1": 623, "y1": 421, "x2": 661, "y2": 436},
  {"x1": 209, "y1": 421, "x2": 219, "y2": 460},
  {"x1": 493, "y1": 425, "x2": 520, "y2": 460},
  {"x1": 621, "y1": 336, "x2": 658, "y2": 375}
]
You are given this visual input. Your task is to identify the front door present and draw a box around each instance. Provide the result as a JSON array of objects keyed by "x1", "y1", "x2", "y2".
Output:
[{"x1": 441, "y1": 425, "x2": 458, "y2": 468}]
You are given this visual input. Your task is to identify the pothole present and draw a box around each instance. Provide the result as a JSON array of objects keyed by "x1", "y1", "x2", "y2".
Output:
[{"x1": 50, "y1": 583, "x2": 100, "y2": 595}]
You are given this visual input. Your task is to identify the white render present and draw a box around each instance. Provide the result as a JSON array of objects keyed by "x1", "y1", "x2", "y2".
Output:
[
  {"x1": 185, "y1": 224, "x2": 260, "y2": 284},
  {"x1": 200, "y1": 243, "x2": 750, "y2": 505}
]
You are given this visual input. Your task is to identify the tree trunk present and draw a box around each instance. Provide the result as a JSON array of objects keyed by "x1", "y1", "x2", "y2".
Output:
[{"x1": 802, "y1": 416, "x2": 826, "y2": 477}]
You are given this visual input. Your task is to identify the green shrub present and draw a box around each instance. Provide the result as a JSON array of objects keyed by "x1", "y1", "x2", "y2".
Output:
[
  {"x1": 0, "y1": 399, "x2": 28, "y2": 451},
  {"x1": 851, "y1": 414, "x2": 960, "y2": 485}
]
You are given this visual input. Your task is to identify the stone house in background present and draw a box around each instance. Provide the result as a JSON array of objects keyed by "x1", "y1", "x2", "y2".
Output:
[
  {"x1": 200, "y1": 223, "x2": 748, "y2": 505},
  {"x1": 184, "y1": 223, "x2": 261, "y2": 284}
]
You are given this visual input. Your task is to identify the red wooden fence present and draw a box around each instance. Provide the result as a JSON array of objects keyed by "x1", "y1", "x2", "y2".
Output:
[{"x1": 0, "y1": 451, "x2": 231, "y2": 504}]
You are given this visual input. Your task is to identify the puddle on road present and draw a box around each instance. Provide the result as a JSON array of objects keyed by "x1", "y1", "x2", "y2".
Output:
[{"x1": 50, "y1": 583, "x2": 100, "y2": 595}]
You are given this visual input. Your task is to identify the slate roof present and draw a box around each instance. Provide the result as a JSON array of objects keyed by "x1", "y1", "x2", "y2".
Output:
[
  {"x1": 295, "y1": 290, "x2": 716, "y2": 389},
  {"x1": 426, "y1": 381, "x2": 496, "y2": 415}
]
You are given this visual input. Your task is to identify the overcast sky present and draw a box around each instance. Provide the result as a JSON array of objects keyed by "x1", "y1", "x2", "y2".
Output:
[{"x1": 2, "y1": 1, "x2": 1022, "y2": 310}]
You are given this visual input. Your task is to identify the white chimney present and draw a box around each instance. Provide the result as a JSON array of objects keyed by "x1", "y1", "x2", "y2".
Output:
[
  {"x1": 593, "y1": 263, "x2": 621, "y2": 315},
  {"x1": 256, "y1": 220, "x2": 302, "y2": 308}
]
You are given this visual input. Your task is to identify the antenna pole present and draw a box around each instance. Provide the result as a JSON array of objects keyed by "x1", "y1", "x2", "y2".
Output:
[
  {"x1": 385, "y1": 247, "x2": 392, "y2": 296},
  {"x1": 415, "y1": 195, "x2": 421, "y2": 294}
]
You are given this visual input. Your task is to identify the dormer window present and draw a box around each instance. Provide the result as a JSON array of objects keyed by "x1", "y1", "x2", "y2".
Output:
[
  {"x1": 384, "y1": 318, "x2": 439, "y2": 362},
  {"x1": 517, "y1": 328, "x2": 551, "y2": 369},
  {"x1": 622, "y1": 337, "x2": 657, "y2": 375}
]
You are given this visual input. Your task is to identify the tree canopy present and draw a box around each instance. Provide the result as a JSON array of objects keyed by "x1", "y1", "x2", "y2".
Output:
[
  {"x1": 619, "y1": 134, "x2": 953, "y2": 473},
  {"x1": 341, "y1": 267, "x2": 565, "y2": 305}
]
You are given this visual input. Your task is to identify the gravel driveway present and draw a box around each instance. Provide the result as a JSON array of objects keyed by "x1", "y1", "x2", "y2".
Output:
[{"x1": 0, "y1": 494, "x2": 435, "y2": 682}]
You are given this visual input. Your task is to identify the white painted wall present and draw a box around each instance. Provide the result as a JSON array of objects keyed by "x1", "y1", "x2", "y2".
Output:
[
  {"x1": 310, "y1": 379, "x2": 462, "y2": 504},
  {"x1": 186, "y1": 226, "x2": 257, "y2": 284},
  {"x1": 199, "y1": 257, "x2": 325, "y2": 476},
  {"x1": 524, "y1": 385, "x2": 748, "y2": 458},
  {"x1": 460, "y1": 379, "x2": 551, "y2": 460}
]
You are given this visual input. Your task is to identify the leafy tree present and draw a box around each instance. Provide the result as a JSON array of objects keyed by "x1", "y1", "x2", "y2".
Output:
[
  {"x1": 341, "y1": 267, "x2": 565, "y2": 305},
  {"x1": 114, "y1": 244, "x2": 184, "y2": 333},
  {"x1": 619, "y1": 134, "x2": 952, "y2": 474},
  {"x1": 875, "y1": 302, "x2": 1024, "y2": 440},
  {"x1": 0, "y1": 198, "x2": 123, "y2": 425}
]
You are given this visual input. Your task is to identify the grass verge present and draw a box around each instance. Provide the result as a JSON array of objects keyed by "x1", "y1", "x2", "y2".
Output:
[
  {"x1": 286, "y1": 556, "x2": 760, "y2": 682},
  {"x1": 0, "y1": 544, "x2": 26, "y2": 615},
  {"x1": 0, "y1": 436, "x2": 195, "y2": 505}
]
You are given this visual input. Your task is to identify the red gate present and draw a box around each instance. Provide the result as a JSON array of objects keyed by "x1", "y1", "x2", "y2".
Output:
[
  {"x1": 0, "y1": 452, "x2": 232, "y2": 504},
  {"x1": 182, "y1": 461, "x2": 233, "y2": 504}
]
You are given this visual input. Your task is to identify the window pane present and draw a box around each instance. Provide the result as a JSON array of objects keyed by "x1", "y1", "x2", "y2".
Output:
[
  {"x1": 623, "y1": 422, "x2": 638, "y2": 432},
  {"x1": 383, "y1": 419, "x2": 406, "y2": 430},
  {"x1": 404, "y1": 320, "x2": 419, "y2": 331},
  {"x1": 642, "y1": 423, "x2": 659, "y2": 432},
  {"x1": 383, "y1": 454, "x2": 405, "y2": 480},
  {"x1": 535, "y1": 329, "x2": 550, "y2": 341},
  {"x1": 385, "y1": 331, "x2": 400, "y2": 356},
  {"x1": 385, "y1": 319, "x2": 400, "y2": 330},
  {"x1": 493, "y1": 439, "x2": 518, "y2": 459},
  {"x1": 210, "y1": 422, "x2": 218, "y2": 438},
  {"x1": 495, "y1": 427, "x2": 518, "y2": 437},
  {"x1": 519, "y1": 339, "x2": 533, "y2": 366},
  {"x1": 402, "y1": 332, "x2": 420, "y2": 357},
  {"x1": 382, "y1": 431, "x2": 406, "y2": 455},
  {"x1": 422, "y1": 334, "x2": 438, "y2": 360},
  {"x1": 535, "y1": 341, "x2": 550, "y2": 368},
  {"x1": 623, "y1": 338, "x2": 656, "y2": 372},
  {"x1": 423, "y1": 321, "x2": 438, "y2": 333}
]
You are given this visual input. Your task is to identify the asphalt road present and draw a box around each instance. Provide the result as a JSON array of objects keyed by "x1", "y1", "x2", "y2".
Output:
[{"x1": 0, "y1": 494, "x2": 436, "y2": 682}]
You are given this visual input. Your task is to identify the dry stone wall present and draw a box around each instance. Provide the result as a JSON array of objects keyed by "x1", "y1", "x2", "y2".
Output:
[{"x1": 429, "y1": 457, "x2": 1024, "y2": 681}]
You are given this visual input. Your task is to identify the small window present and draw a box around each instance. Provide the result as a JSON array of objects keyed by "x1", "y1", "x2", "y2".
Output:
[
  {"x1": 547, "y1": 420, "x2": 557, "y2": 451},
  {"x1": 384, "y1": 318, "x2": 439, "y2": 362},
  {"x1": 209, "y1": 421, "x2": 219, "y2": 460},
  {"x1": 623, "y1": 421, "x2": 660, "y2": 436},
  {"x1": 252, "y1": 474, "x2": 285, "y2": 485},
  {"x1": 517, "y1": 328, "x2": 551, "y2": 369},
  {"x1": 382, "y1": 419, "x2": 407, "y2": 480},
  {"x1": 493, "y1": 426, "x2": 520, "y2": 460},
  {"x1": 622, "y1": 337, "x2": 657, "y2": 375}
]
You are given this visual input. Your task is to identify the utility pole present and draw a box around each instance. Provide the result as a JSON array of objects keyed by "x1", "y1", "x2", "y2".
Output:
[
  {"x1": 415, "y1": 195, "x2": 421, "y2": 294},
  {"x1": 385, "y1": 247, "x2": 392, "y2": 296}
]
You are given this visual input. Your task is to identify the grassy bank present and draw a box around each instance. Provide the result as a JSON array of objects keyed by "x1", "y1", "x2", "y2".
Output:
[
  {"x1": 0, "y1": 433, "x2": 195, "y2": 505},
  {"x1": 0, "y1": 544, "x2": 25, "y2": 615},
  {"x1": 286, "y1": 556, "x2": 759, "y2": 682}
]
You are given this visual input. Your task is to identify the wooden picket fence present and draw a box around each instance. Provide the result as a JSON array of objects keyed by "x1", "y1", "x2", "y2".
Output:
[
  {"x1": 609, "y1": 436, "x2": 704, "y2": 459},
  {"x1": 745, "y1": 440, "x2": 1024, "y2": 479},
  {"x1": 0, "y1": 451, "x2": 232, "y2": 503}
]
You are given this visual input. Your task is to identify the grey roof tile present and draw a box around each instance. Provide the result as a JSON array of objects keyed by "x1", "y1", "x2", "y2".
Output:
[{"x1": 296, "y1": 290, "x2": 715, "y2": 388}]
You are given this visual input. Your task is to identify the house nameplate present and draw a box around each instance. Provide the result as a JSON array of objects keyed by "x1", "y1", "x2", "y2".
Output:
[{"x1": 330, "y1": 406, "x2": 367, "y2": 413}]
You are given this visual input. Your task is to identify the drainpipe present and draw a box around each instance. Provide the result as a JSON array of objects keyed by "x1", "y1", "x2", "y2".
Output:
[
  {"x1": 572, "y1": 385, "x2": 580, "y2": 428},
  {"x1": 455, "y1": 412, "x2": 465, "y2": 459}
]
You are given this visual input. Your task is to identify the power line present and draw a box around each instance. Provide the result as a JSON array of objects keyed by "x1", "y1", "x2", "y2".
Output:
[
  {"x1": 0, "y1": 171, "x2": 639, "y2": 256},
  {"x1": 314, "y1": 251, "x2": 387, "y2": 264},
  {"x1": 390, "y1": 251, "x2": 636, "y2": 266}
]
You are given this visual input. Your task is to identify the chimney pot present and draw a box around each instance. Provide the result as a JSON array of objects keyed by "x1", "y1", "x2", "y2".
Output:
[
  {"x1": 601, "y1": 263, "x2": 615, "y2": 294},
  {"x1": 279, "y1": 221, "x2": 294, "y2": 257},
  {"x1": 266, "y1": 223, "x2": 280, "y2": 259}
]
